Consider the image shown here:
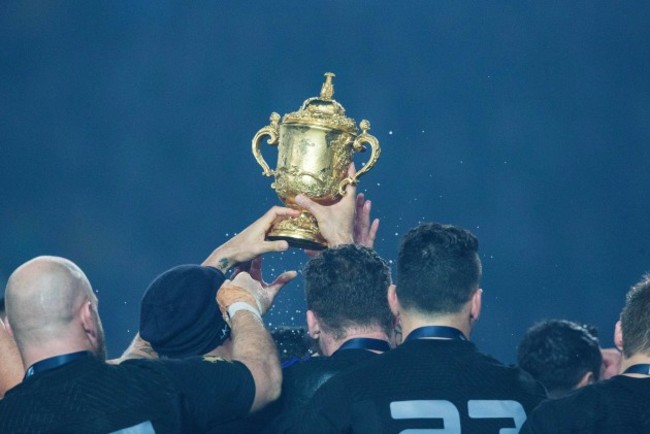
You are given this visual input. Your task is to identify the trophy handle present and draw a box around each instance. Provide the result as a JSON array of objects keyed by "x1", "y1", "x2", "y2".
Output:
[
  {"x1": 338, "y1": 120, "x2": 381, "y2": 195},
  {"x1": 252, "y1": 112, "x2": 281, "y2": 177}
]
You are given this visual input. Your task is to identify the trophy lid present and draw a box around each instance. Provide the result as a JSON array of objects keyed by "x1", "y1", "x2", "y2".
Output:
[{"x1": 282, "y1": 72, "x2": 359, "y2": 135}]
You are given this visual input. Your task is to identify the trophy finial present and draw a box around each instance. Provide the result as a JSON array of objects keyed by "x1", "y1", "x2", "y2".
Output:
[{"x1": 320, "y1": 72, "x2": 336, "y2": 100}]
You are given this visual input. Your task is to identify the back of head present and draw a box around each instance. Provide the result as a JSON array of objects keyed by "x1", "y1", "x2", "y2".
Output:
[
  {"x1": 620, "y1": 273, "x2": 650, "y2": 358},
  {"x1": 304, "y1": 244, "x2": 393, "y2": 339},
  {"x1": 5, "y1": 256, "x2": 95, "y2": 351},
  {"x1": 397, "y1": 223, "x2": 481, "y2": 315},
  {"x1": 517, "y1": 319, "x2": 602, "y2": 398},
  {"x1": 139, "y1": 264, "x2": 231, "y2": 358}
]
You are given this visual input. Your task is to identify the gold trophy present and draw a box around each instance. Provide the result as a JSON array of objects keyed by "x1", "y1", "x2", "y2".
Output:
[{"x1": 252, "y1": 72, "x2": 381, "y2": 250}]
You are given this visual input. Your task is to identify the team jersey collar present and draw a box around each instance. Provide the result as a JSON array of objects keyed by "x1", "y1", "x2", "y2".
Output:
[
  {"x1": 405, "y1": 325, "x2": 467, "y2": 342},
  {"x1": 24, "y1": 351, "x2": 93, "y2": 380},
  {"x1": 333, "y1": 337, "x2": 391, "y2": 355},
  {"x1": 623, "y1": 363, "x2": 650, "y2": 375}
]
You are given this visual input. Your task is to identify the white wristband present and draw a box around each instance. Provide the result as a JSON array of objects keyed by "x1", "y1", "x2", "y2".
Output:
[{"x1": 227, "y1": 302, "x2": 262, "y2": 322}]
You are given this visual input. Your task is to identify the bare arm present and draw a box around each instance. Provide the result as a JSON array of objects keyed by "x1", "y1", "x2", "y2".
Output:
[
  {"x1": 202, "y1": 206, "x2": 300, "y2": 273},
  {"x1": 229, "y1": 309, "x2": 281, "y2": 412},
  {"x1": 0, "y1": 318, "x2": 23, "y2": 397},
  {"x1": 217, "y1": 271, "x2": 291, "y2": 412},
  {"x1": 109, "y1": 333, "x2": 158, "y2": 364}
]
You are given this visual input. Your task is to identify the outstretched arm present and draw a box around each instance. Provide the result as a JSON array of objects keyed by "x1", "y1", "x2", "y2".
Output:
[
  {"x1": 202, "y1": 206, "x2": 300, "y2": 273},
  {"x1": 0, "y1": 318, "x2": 23, "y2": 397}
]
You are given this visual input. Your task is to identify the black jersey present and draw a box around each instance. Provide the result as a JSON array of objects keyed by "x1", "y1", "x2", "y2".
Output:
[
  {"x1": 0, "y1": 355, "x2": 255, "y2": 434},
  {"x1": 278, "y1": 339, "x2": 546, "y2": 434},
  {"x1": 216, "y1": 348, "x2": 378, "y2": 433},
  {"x1": 521, "y1": 375, "x2": 650, "y2": 434}
]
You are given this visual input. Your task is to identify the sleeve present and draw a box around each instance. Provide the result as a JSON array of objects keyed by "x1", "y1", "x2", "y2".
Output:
[
  {"x1": 269, "y1": 375, "x2": 351, "y2": 434},
  {"x1": 157, "y1": 356, "x2": 256, "y2": 431}
]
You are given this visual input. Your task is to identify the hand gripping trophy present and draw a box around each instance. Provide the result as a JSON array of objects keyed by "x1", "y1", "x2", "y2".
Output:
[{"x1": 252, "y1": 72, "x2": 381, "y2": 250}]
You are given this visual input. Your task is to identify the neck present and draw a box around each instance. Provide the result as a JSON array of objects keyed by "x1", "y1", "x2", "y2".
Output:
[
  {"x1": 620, "y1": 353, "x2": 650, "y2": 377},
  {"x1": 400, "y1": 311, "x2": 472, "y2": 341},
  {"x1": 22, "y1": 341, "x2": 94, "y2": 371},
  {"x1": 319, "y1": 328, "x2": 390, "y2": 357}
]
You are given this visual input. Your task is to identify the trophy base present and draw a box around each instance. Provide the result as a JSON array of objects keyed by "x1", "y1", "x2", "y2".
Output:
[
  {"x1": 267, "y1": 234, "x2": 326, "y2": 250},
  {"x1": 266, "y1": 211, "x2": 327, "y2": 250}
]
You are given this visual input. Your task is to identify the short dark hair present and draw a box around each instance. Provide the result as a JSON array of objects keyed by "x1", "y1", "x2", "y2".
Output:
[
  {"x1": 304, "y1": 244, "x2": 392, "y2": 340},
  {"x1": 621, "y1": 273, "x2": 650, "y2": 358},
  {"x1": 397, "y1": 223, "x2": 481, "y2": 314},
  {"x1": 517, "y1": 319, "x2": 602, "y2": 398}
]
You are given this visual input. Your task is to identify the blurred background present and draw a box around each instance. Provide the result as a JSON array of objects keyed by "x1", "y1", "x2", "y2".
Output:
[{"x1": 1, "y1": 1, "x2": 649, "y2": 363}]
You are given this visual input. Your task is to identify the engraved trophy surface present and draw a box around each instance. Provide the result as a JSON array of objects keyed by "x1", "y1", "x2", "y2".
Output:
[{"x1": 252, "y1": 72, "x2": 381, "y2": 250}]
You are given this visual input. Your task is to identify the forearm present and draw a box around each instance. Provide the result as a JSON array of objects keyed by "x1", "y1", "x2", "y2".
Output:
[
  {"x1": 109, "y1": 333, "x2": 158, "y2": 364},
  {"x1": 230, "y1": 311, "x2": 282, "y2": 412},
  {"x1": 0, "y1": 319, "x2": 23, "y2": 397},
  {"x1": 202, "y1": 244, "x2": 237, "y2": 274}
]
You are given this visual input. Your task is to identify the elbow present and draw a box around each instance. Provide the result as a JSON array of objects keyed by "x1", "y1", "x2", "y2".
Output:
[{"x1": 250, "y1": 359, "x2": 282, "y2": 412}]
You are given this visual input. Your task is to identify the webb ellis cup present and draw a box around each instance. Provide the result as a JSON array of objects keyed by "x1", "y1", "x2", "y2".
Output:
[{"x1": 252, "y1": 72, "x2": 381, "y2": 250}]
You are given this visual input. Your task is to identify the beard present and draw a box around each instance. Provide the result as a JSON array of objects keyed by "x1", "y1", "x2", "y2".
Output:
[{"x1": 91, "y1": 308, "x2": 108, "y2": 362}]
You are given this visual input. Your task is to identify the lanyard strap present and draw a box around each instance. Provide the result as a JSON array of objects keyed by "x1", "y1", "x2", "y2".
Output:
[
  {"x1": 333, "y1": 338, "x2": 391, "y2": 356},
  {"x1": 405, "y1": 326, "x2": 467, "y2": 342},
  {"x1": 25, "y1": 351, "x2": 93, "y2": 380},
  {"x1": 623, "y1": 364, "x2": 650, "y2": 375}
]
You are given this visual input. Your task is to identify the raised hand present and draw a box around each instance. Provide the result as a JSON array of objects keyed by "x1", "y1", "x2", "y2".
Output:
[{"x1": 202, "y1": 206, "x2": 300, "y2": 273}]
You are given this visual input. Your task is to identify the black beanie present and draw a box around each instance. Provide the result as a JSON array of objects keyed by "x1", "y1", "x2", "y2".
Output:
[{"x1": 139, "y1": 264, "x2": 231, "y2": 358}]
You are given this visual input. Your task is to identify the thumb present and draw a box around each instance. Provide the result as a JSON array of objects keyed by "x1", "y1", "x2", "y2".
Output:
[
  {"x1": 267, "y1": 270, "x2": 298, "y2": 294},
  {"x1": 295, "y1": 194, "x2": 323, "y2": 215}
]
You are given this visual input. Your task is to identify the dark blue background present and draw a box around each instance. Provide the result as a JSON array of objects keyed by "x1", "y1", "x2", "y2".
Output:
[{"x1": 2, "y1": 1, "x2": 649, "y2": 363}]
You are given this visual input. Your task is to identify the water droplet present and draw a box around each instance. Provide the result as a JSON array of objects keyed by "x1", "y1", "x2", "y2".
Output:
[
  {"x1": 389, "y1": 130, "x2": 393, "y2": 135},
  {"x1": 376, "y1": 182, "x2": 381, "y2": 186}
]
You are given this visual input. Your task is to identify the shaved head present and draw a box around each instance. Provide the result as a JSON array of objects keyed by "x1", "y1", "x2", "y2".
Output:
[{"x1": 5, "y1": 256, "x2": 106, "y2": 361}]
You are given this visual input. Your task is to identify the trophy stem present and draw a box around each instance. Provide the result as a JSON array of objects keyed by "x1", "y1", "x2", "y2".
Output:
[{"x1": 266, "y1": 211, "x2": 327, "y2": 250}]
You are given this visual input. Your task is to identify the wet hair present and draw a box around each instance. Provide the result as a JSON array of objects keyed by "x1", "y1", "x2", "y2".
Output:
[
  {"x1": 517, "y1": 319, "x2": 602, "y2": 398},
  {"x1": 304, "y1": 244, "x2": 393, "y2": 340},
  {"x1": 397, "y1": 223, "x2": 481, "y2": 314},
  {"x1": 620, "y1": 273, "x2": 650, "y2": 358}
]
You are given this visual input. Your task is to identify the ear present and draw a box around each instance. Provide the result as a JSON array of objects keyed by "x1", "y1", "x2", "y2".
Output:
[
  {"x1": 80, "y1": 301, "x2": 99, "y2": 348},
  {"x1": 575, "y1": 370, "x2": 595, "y2": 389},
  {"x1": 388, "y1": 284, "x2": 400, "y2": 317},
  {"x1": 614, "y1": 320, "x2": 623, "y2": 353},
  {"x1": 3, "y1": 316, "x2": 14, "y2": 338},
  {"x1": 469, "y1": 288, "x2": 482, "y2": 323},
  {"x1": 306, "y1": 310, "x2": 320, "y2": 339}
]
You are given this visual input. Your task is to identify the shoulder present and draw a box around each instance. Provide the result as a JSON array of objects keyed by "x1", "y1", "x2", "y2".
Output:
[{"x1": 525, "y1": 376, "x2": 650, "y2": 433}]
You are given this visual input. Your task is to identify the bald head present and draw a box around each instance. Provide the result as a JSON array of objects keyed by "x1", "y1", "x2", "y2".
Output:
[{"x1": 5, "y1": 256, "x2": 103, "y2": 358}]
